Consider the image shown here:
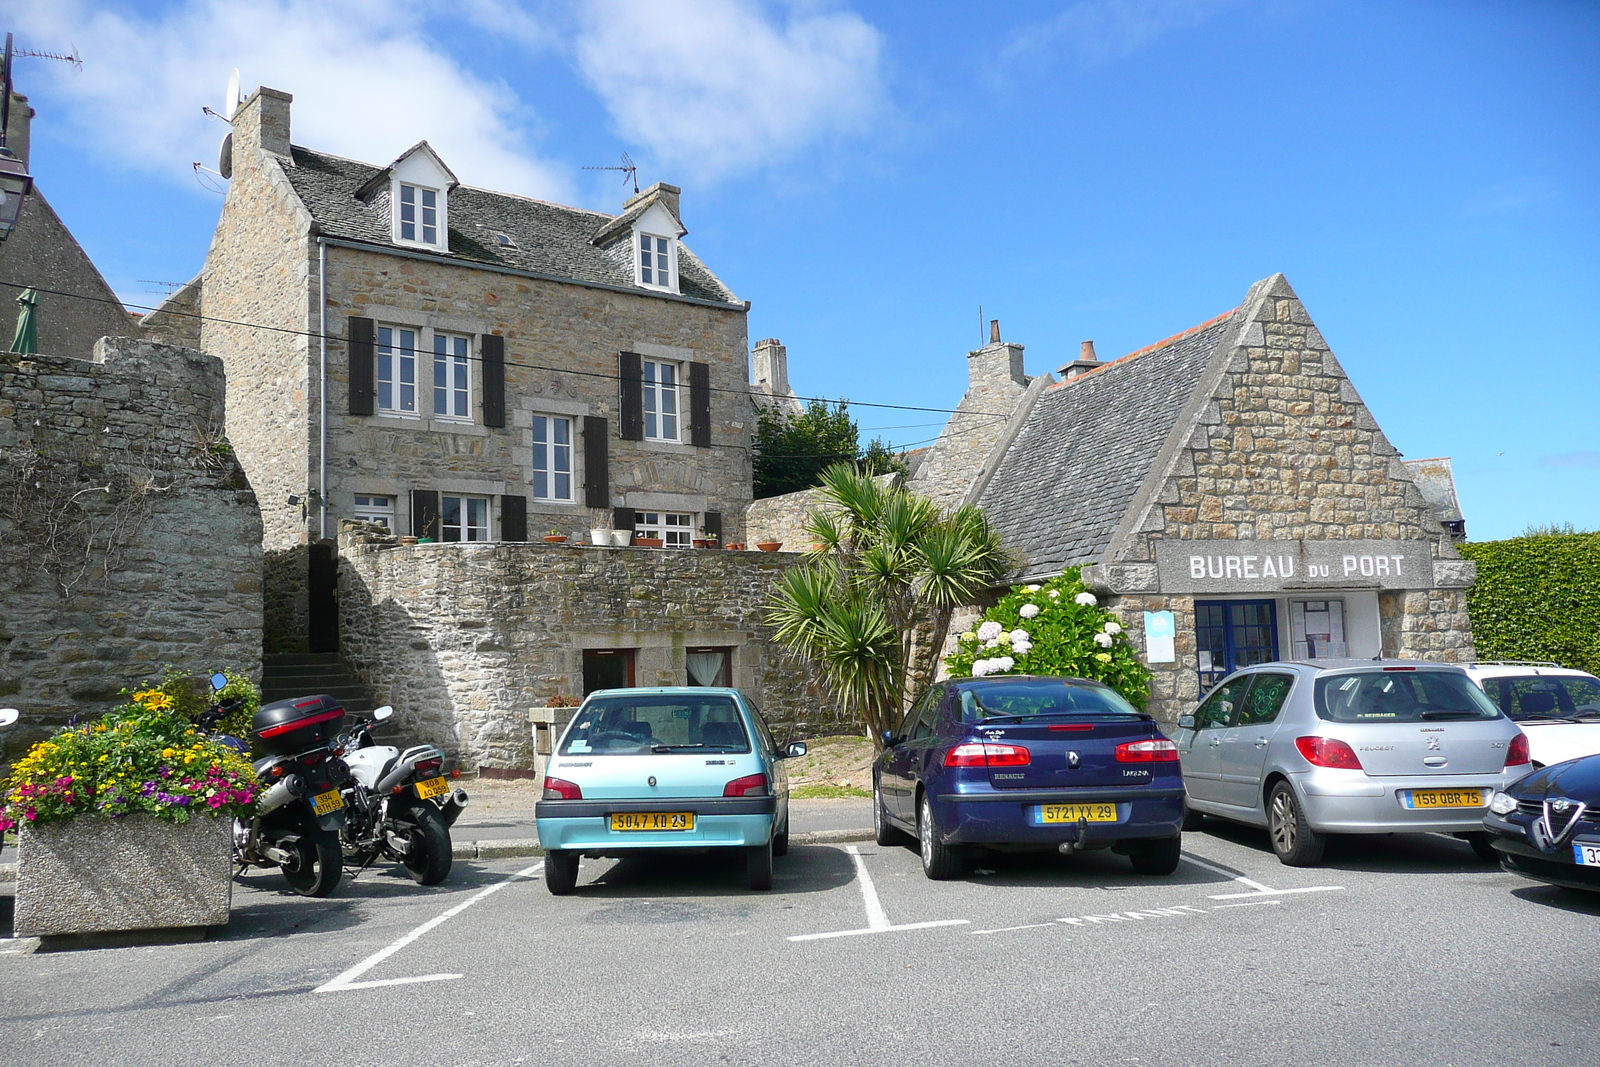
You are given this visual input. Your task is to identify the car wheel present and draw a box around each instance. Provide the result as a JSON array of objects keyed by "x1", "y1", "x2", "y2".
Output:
[
  {"x1": 918, "y1": 793, "x2": 964, "y2": 880},
  {"x1": 1181, "y1": 802, "x2": 1205, "y2": 832},
  {"x1": 772, "y1": 819, "x2": 790, "y2": 858},
  {"x1": 874, "y1": 784, "x2": 908, "y2": 847},
  {"x1": 1128, "y1": 834, "x2": 1182, "y2": 876},
  {"x1": 747, "y1": 837, "x2": 774, "y2": 891},
  {"x1": 1267, "y1": 781, "x2": 1326, "y2": 867},
  {"x1": 1462, "y1": 831, "x2": 1500, "y2": 864},
  {"x1": 544, "y1": 849, "x2": 579, "y2": 895}
]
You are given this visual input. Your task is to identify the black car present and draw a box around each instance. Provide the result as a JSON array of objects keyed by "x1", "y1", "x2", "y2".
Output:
[{"x1": 1484, "y1": 752, "x2": 1600, "y2": 892}]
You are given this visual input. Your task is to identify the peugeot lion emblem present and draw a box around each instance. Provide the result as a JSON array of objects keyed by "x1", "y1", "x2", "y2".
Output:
[{"x1": 647, "y1": 775, "x2": 657, "y2": 787}]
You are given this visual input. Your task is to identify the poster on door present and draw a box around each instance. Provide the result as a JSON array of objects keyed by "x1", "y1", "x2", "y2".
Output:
[
  {"x1": 1290, "y1": 599, "x2": 1345, "y2": 659},
  {"x1": 1144, "y1": 610, "x2": 1176, "y2": 663}
]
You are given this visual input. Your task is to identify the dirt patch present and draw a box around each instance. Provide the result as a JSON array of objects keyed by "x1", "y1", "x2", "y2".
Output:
[{"x1": 787, "y1": 734, "x2": 875, "y2": 797}]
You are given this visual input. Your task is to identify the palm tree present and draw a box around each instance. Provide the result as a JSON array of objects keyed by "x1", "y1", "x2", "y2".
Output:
[{"x1": 764, "y1": 464, "x2": 1010, "y2": 749}]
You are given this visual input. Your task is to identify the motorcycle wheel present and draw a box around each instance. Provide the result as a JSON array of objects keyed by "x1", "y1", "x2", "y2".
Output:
[
  {"x1": 399, "y1": 803, "x2": 454, "y2": 886},
  {"x1": 280, "y1": 820, "x2": 344, "y2": 897}
]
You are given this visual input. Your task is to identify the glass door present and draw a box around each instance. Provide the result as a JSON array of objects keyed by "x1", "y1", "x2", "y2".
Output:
[{"x1": 1194, "y1": 600, "x2": 1279, "y2": 693}]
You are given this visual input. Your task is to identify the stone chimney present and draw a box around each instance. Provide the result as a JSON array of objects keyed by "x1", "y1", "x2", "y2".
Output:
[
  {"x1": 5, "y1": 91, "x2": 33, "y2": 167},
  {"x1": 752, "y1": 338, "x2": 790, "y2": 395},
  {"x1": 1059, "y1": 339, "x2": 1101, "y2": 380},
  {"x1": 968, "y1": 320, "x2": 1027, "y2": 389},
  {"x1": 233, "y1": 86, "x2": 293, "y2": 160},
  {"x1": 624, "y1": 181, "x2": 682, "y2": 226}
]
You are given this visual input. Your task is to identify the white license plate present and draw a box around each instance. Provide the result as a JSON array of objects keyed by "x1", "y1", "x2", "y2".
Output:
[{"x1": 1574, "y1": 843, "x2": 1600, "y2": 867}]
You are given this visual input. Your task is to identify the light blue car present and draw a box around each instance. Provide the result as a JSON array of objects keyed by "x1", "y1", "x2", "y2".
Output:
[{"x1": 535, "y1": 687, "x2": 807, "y2": 893}]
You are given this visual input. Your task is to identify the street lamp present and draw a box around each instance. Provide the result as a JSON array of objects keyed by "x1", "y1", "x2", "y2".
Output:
[{"x1": 0, "y1": 33, "x2": 36, "y2": 243}]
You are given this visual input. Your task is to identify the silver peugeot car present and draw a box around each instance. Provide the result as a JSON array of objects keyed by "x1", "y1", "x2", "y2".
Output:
[{"x1": 1172, "y1": 660, "x2": 1532, "y2": 866}]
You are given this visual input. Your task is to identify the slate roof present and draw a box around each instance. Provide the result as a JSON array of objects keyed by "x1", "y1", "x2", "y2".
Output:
[
  {"x1": 283, "y1": 148, "x2": 739, "y2": 305},
  {"x1": 1401, "y1": 457, "x2": 1465, "y2": 524},
  {"x1": 977, "y1": 311, "x2": 1238, "y2": 577}
]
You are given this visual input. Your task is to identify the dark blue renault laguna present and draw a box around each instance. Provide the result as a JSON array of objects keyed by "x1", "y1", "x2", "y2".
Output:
[{"x1": 874, "y1": 675, "x2": 1186, "y2": 879}]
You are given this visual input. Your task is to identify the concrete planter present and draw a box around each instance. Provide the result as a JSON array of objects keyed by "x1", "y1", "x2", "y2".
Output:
[{"x1": 14, "y1": 814, "x2": 232, "y2": 937}]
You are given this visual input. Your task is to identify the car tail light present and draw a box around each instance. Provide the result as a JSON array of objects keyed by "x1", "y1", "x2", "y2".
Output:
[
  {"x1": 944, "y1": 743, "x2": 1031, "y2": 767},
  {"x1": 1048, "y1": 724, "x2": 1094, "y2": 732},
  {"x1": 1115, "y1": 739, "x2": 1179, "y2": 762},
  {"x1": 724, "y1": 773, "x2": 769, "y2": 797},
  {"x1": 542, "y1": 776, "x2": 583, "y2": 800},
  {"x1": 1295, "y1": 736, "x2": 1363, "y2": 770},
  {"x1": 1381, "y1": 666, "x2": 1417, "y2": 672},
  {"x1": 1505, "y1": 732, "x2": 1530, "y2": 768},
  {"x1": 415, "y1": 758, "x2": 443, "y2": 776}
]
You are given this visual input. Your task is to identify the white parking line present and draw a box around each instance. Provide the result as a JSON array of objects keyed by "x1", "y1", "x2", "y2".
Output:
[
  {"x1": 787, "y1": 846, "x2": 969, "y2": 942},
  {"x1": 1180, "y1": 852, "x2": 1343, "y2": 899},
  {"x1": 315, "y1": 862, "x2": 543, "y2": 993}
]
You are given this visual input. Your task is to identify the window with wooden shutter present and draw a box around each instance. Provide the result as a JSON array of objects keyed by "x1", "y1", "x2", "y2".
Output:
[
  {"x1": 612, "y1": 506, "x2": 636, "y2": 535},
  {"x1": 689, "y1": 361, "x2": 711, "y2": 447},
  {"x1": 618, "y1": 351, "x2": 644, "y2": 441},
  {"x1": 348, "y1": 317, "x2": 376, "y2": 416},
  {"x1": 481, "y1": 334, "x2": 506, "y2": 428},
  {"x1": 411, "y1": 489, "x2": 440, "y2": 540},
  {"x1": 500, "y1": 494, "x2": 527, "y2": 542},
  {"x1": 583, "y1": 415, "x2": 610, "y2": 508},
  {"x1": 703, "y1": 511, "x2": 722, "y2": 542}
]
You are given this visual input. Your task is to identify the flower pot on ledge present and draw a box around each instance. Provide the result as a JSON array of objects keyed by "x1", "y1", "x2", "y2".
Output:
[
  {"x1": 13, "y1": 814, "x2": 233, "y2": 937},
  {"x1": 692, "y1": 538, "x2": 718, "y2": 549},
  {"x1": 634, "y1": 536, "x2": 664, "y2": 548},
  {"x1": 756, "y1": 541, "x2": 783, "y2": 552},
  {"x1": 543, "y1": 535, "x2": 568, "y2": 544},
  {"x1": 590, "y1": 529, "x2": 612, "y2": 546}
]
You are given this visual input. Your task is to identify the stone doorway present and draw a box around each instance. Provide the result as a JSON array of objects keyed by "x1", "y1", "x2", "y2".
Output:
[
  {"x1": 308, "y1": 540, "x2": 339, "y2": 654},
  {"x1": 583, "y1": 648, "x2": 636, "y2": 694}
]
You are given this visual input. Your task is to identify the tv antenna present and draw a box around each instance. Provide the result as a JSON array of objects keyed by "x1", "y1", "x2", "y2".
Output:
[
  {"x1": 583, "y1": 152, "x2": 638, "y2": 195},
  {"x1": 2, "y1": 33, "x2": 83, "y2": 152}
]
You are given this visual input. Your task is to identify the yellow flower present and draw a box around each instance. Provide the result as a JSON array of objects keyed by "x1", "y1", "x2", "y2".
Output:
[{"x1": 161, "y1": 748, "x2": 175, "y2": 759}]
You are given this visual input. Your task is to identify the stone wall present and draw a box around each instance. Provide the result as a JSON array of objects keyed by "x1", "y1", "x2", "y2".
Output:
[
  {"x1": 0, "y1": 338, "x2": 263, "y2": 759},
  {"x1": 746, "y1": 485, "x2": 828, "y2": 549},
  {"x1": 908, "y1": 339, "x2": 1041, "y2": 512},
  {"x1": 1379, "y1": 588, "x2": 1474, "y2": 661},
  {"x1": 337, "y1": 527, "x2": 840, "y2": 771},
  {"x1": 140, "y1": 275, "x2": 203, "y2": 349}
]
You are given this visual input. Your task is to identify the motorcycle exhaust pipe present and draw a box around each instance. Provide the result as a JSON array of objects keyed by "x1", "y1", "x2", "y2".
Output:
[
  {"x1": 374, "y1": 759, "x2": 418, "y2": 796},
  {"x1": 438, "y1": 788, "x2": 470, "y2": 828},
  {"x1": 257, "y1": 774, "x2": 307, "y2": 815}
]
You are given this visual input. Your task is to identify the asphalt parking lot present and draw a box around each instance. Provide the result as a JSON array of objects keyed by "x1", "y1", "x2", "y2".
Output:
[{"x1": 2, "y1": 820, "x2": 1597, "y2": 1067}]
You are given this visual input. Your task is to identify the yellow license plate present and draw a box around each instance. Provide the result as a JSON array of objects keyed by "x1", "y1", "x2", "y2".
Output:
[
  {"x1": 1039, "y1": 803, "x2": 1118, "y2": 824},
  {"x1": 610, "y1": 812, "x2": 694, "y2": 832},
  {"x1": 415, "y1": 776, "x2": 450, "y2": 800},
  {"x1": 1407, "y1": 788, "x2": 1484, "y2": 809},
  {"x1": 311, "y1": 788, "x2": 344, "y2": 816}
]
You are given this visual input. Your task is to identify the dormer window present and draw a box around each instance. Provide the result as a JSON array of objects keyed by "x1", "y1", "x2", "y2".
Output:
[
  {"x1": 638, "y1": 233, "x2": 675, "y2": 290},
  {"x1": 398, "y1": 184, "x2": 440, "y2": 246}
]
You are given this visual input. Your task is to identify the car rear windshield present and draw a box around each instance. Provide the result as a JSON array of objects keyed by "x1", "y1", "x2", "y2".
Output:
[
  {"x1": 1314, "y1": 671, "x2": 1502, "y2": 723},
  {"x1": 959, "y1": 677, "x2": 1143, "y2": 722},
  {"x1": 1479, "y1": 675, "x2": 1600, "y2": 721},
  {"x1": 559, "y1": 695, "x2": 751, "y2": 755}
]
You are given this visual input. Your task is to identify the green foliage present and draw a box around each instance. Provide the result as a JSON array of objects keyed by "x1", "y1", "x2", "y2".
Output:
[
  {"x1": 752, "y1": 400, "x2": 905, "y2": 499},
  {"x1": 1458, "y1": 532, "x2": 1600, "y2": 675},
  {"x1": 943, "y1": 569, "x2": 1153, "y2": 710},
  {"x1": 146, "y1": 666, "x2": 261, "y2": 744}
]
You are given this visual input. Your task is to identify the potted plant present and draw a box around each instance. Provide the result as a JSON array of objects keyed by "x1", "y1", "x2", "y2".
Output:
[
  {"x1": 724, "y1": 542, "x2": 746, "y2": 550},
  {"x1": 756, "y1": 537, "x2": 783, "y2": 552},
  {"x1": 543, "y1": 529, "x2": 567, "y2": 544},
  {"x1": 1, "y1": 678, "x2": 261, "y2": 937},
  {"x1": 609, "y1": 529, "x2": 632, "y2": 547},
  {"x1": 634, "y1": 534, "x2": 664, "y2": 548},
  {"x1": 589, "y1": 527, "x2": 612, "y2": 546},
  {"x1": 693, "y1": 536, "x2": 718, "y2": 549}
]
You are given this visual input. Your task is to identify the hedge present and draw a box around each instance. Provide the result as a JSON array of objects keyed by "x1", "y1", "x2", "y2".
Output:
[{"x1": 1458, "y1": 532, "x2": 1600, "y2": 674}]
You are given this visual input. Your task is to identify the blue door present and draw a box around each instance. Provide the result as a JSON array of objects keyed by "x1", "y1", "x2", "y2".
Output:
[{"x1": 1195, "y1": 600, "x2": 1279, "y2": 693}]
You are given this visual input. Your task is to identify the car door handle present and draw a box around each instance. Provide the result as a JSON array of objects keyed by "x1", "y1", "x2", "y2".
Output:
[
  {"x1": 1254, "y1": 737, "x2": 1269, "y2": 748},
  {"x1": 1207, "y1": 737, "x2": 1221, "y2": 747}
]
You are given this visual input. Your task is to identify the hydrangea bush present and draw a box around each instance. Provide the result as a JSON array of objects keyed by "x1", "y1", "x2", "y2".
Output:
[
  {"x1": 0, "y1": 683, "x2": 260, "y2": 832},
  {"x1": 942, "y1": 569, "x2": 1153, "y2": 709}
]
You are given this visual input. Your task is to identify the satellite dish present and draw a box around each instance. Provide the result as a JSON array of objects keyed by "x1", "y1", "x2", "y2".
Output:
[
  {"x1": 218, "y1": 131, "x2": 233, "y2": 179},
  {"x1": 224, "y1": 68, "x2": 240, "y2": 121}
]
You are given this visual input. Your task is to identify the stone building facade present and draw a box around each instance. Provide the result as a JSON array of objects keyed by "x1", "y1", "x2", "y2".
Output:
[
  {"x1": 940, "y1": 274, "x2": 1474, "y2": 724},
  {"x1": 338, "y1": 525, "x2": 834, "y2": 772},
  {"x1": 189, "y1": 87, "x2": 757, "y2": 652},
  {"x1": 0, "y1": 337, "x2": 263, "y2": 757}
]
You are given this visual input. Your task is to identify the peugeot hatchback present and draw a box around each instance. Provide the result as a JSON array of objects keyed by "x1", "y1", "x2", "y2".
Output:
[
  {"x1": 535, "y1": 687, "x2": 805, "y2": 894},
  {"x1": 874, "y1": 675, "x2": 1186, "y2": 879}
]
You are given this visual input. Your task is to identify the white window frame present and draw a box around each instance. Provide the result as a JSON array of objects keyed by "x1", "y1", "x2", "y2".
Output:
[
  {"x1": 440, "y1": 494, "x2": 491, "y2": 543},
  {"x1": 432, "y1": 333, "x2": 472, "y2": 421},
  {"x1": 531, "y1": 415, "x2": 574, "y2": 503},
  {"x1": 642, "y1": 359, "x2": 681, "y2": 442},
  {"x1": 635, "y1": 511, "x2": 694, "y2": 548},
  {"x1": 637, "y1": 231, "x2": 675, "y2": 290},
  {"x1": 396, "y1": 182, "x2": 443, "y2": 248},
  {"x1": 377, "y1": 325, "x2": 419, "y2": 415},
  {"x1": 352, "y1": 494, "x2": 396, "y2": 530}
]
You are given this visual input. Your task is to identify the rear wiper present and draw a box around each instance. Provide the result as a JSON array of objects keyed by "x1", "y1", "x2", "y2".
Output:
[{"x1": 651, "y1": 743, "x2": 706, "y2": 752}]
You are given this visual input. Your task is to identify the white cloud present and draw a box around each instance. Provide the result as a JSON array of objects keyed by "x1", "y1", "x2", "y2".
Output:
[
  {"x1": 1001, "y1": 0, "x2": 1243, "y2": 65},
  {"x1": 572, "y1": 0, "x2": 888, "y2": 182},
  {"x1": 8, "y1": 0, "x2": 572, "y2": 200}
]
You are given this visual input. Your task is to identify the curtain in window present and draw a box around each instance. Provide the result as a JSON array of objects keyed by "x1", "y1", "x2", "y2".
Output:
[{"x1": 687, "y1": 651, "x2": 726, "y2": 687}]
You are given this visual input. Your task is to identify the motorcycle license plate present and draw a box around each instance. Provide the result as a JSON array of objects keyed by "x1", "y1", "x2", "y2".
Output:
[
  {"x1": 416, "y1": 776, "x2": 450, "y2": 800},
  {"x1": 311, "y1": 788, "x2": 344, "y2": 816}
]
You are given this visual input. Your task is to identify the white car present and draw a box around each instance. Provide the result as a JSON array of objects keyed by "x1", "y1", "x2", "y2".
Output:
[{"x1": 1460, "y1": 662, "x2": 1600, "y2": 768}]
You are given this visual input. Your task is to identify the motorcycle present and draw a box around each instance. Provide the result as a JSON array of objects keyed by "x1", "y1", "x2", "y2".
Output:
[
  {"x1": 199, "y1": 674, "x2": 347, "y2": 898},
  {"x1": 334, "y1": 705, "x2": 468, "y2": 886}
]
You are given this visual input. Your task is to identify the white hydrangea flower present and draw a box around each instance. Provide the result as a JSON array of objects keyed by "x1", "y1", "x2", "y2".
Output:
[
  {"x1": 984, "y1": 638, "x2": 999, "y2": 649},
  {"x1": 1103, "y1": 621, "x2": 1122, "y2": 635},
  {"x1": 1075, "y1": 592, "x2": 1098, "y2": 607},
  {"x1": 1019, "y1": 603, "x2": 1041, "y2": 619},
  {"x1": 1011, "y1": 640, "x2": 1032, "y2": 656},
  {"x1": 971, "y1": 659, "x2": 991, "y2": 677},
  {"x1": 997, "y1": 656, "x2": 1015, "y2": 671},
  {"x1": 994, "y1": 631, "x2": 1011, "y2": 646},
  {"x1": 1048, "y1": 590, "x2": 1060, "y2": 599},
  {"x1": 1025, "y1": 584, "x2": 1041, "y2": 592},
  {"x1": 961, "y1": 631, "x2": 977, "y2": 642},
  {"x1": 1012, "y1": 628, "x2": 1029, "y2": 641},
  {"x1": 977, "y1": 620, "x2": 1003, "y2": 641},
  {"x1": 1093, "y1": 632, "x2": 1114, "y2": 648}
]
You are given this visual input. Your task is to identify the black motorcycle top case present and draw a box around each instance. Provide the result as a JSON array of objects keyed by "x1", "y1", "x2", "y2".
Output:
[{"x1": 252, "y1": 694, "x2": 346, "y2": 756}]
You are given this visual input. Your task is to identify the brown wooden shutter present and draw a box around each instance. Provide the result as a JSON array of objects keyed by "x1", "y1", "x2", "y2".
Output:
[
  {"x1": 348, "y1": 317, "x2": 375, "y2": 416},
  {"x1": 583, "y1": 415, "x2": 610, "y2": 508},
  {"x1": 411, "y1": 489, "x2": 440, "y2": 540},
  {"x1": 703, "y1": 511, "x2": 722, "y2": 542},
  {"x1": 613, "y1": 506, "x2": 636, "y2": 534},
  {"x1": 500, "y1": 494, "x2": 527, "y2": 542},
  {"x1": 689, "y1": 361, "x2": 711, "y2": 447},
  {"x1": 481, "y1": 334, "x2": 506, "y2": 428},
  {"x1": 619, "y1": 351, "x2": 644, "y2": 440}
]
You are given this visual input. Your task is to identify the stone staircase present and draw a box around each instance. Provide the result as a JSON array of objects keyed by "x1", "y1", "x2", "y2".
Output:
[{"x1": 260, "y1": 653, "x2": 376, "y2": 714}]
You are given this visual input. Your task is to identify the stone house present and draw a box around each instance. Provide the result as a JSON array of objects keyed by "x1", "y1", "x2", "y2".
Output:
[
  {"x1": 189, "y1": 87, "x2": 757, "y2": 654},
  {"x1": 913, "y1": 274, "x2": 1475, "y2": 724}
]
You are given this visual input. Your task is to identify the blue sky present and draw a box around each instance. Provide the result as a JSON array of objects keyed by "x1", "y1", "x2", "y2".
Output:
[{"x1": 8, "y1": 0, "x2": 1597, "y2": 540}]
